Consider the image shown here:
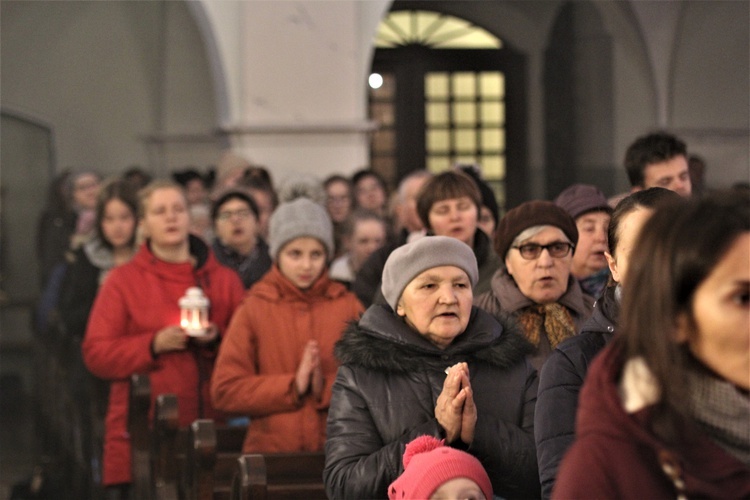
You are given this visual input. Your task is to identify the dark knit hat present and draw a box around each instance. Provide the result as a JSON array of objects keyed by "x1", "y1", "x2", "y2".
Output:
[
  {"x1": 268, "y1": 197, "x2": 334, "y2": 260},
  {"x1": 495, "y1": 200, "x2": 578, "y2": 259},
  {"x1": 388, "y1": 436, "x2": 493, "y2": 500},
  {"x1": 381, "y1": 236, "x2": 478, "y2": 311},
  {"x1": 211, "y1": 189, "x2": 259, "y2": 221},
  {"x1": 554, "y1": 183, "x2": 612, "y2": 220}
]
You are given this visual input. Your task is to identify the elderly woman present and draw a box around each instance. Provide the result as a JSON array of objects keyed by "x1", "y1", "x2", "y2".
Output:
[
  {"x1": 475, "y1": 201, "x2": 594, "y2": 371},
  {"x1": 324, "y1": 236, "x2": 539, "y2": 499}
]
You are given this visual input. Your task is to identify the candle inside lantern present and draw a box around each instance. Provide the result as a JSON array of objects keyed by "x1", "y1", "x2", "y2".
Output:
[{"x1": 179, "y1": 287, "x2": 210, "y2": 336}]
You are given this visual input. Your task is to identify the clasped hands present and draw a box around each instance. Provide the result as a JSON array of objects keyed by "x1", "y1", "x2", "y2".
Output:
[
  {"x1": 435, "y1": 362, "x2": 476, "y2": 446},
  {"x1": 295, "y1": 340, "x2": 323, "y2": 401}
]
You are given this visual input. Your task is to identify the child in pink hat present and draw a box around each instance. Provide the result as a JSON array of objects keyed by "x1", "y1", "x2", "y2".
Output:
[{"x1": 389, "y1": 435, "x2": 493, "y2": 500}]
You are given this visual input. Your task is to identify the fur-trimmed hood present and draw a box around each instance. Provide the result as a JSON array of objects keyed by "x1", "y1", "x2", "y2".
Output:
[{"x1": 335, "y1": 304, "x2": 532, "y2": 374}]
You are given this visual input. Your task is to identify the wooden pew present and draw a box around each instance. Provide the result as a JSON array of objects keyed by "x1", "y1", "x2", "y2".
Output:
[
  {"x1": 230, "y1": 452, "x2": 327, "y2": 500},
  {"x1": 130, "y1": 373, "x2": 154, "y2": 500},
  {"x1": 149, "y1": 393, "x2": 246, "y2": 500}
]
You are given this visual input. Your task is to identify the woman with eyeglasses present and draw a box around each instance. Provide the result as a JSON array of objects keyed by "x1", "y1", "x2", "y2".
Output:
[
  {"x1": 474, "y1": 201, "x2": 594, "y2": 371},
  {"x1": 211, "y1": 190, "x2": 272, "y2": 289}
]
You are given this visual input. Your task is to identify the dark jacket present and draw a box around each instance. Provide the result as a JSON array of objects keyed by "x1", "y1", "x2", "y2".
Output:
[
  {"x1": 352, "y1": 230, "x2": 500, "y2": 307},
  {"x1": 212, "y1": 237, "x2": 272, "y2": 289},
  {"x1": 474, "y1": 269, "x2": 595, "y2": 371},
  {"x1": 553, "y1": 343, "x2": 750, "y2": 498},
  {"x1": 324, "y1": 304, "x2": 540, "y2": 499},
  {"x1": 535, "y1": 285, "x2": 618, "y2": 498}
]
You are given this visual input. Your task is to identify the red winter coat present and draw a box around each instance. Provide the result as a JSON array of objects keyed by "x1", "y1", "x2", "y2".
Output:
[
  {"x1": 211, "y1": 265, "x2": 363, "y2": 453},
  {"x1": 553, "y1": 343, "x2": 750, "y2": 499},
  {"x1": 82, "y1": 237, "x2": 244, "y2": 485}
]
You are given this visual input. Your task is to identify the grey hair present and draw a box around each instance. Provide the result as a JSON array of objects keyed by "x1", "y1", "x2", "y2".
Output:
[{"x1": 507, "y1": 224, "x2": 572, "y2": 258}]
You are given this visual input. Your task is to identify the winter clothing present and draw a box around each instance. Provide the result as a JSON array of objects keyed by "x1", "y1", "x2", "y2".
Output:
[
  {"x1": 381, "y1": 236, "x2": 479, "y2": 311},
  {"x1": 474, "y1": 269, "x2": 594, "y2": 371},
  {"x1": 535, "y1": 285, "x2": 618, "y2": 498},
  {"x1": 212, "y1": 237, "x2": 272, "y2": 289},
  {"x1": 210, "y1": 265, "x2": 363, "y2": 453},
  {"x1": 353, "y1": 230, "x2": 500, "y2": 308},
  {"x1": 268, "y1": 198, "x2": 334, "y2": 259},
  {"x1": 59, "y1": 238, "x2": 119, "y2": 340},
  {"x1": 82, "y1": 236, "x2": 244, "y2": 486},
  {"x1": 553, "y1": 343, "x2": 750, "y2": 499},
  {"x1": 324, "y1": 304, "x2": 540, "y2": 499},
  {"x1": 494, "y1": 201, "x2": 578, "y2": 260},
  {"x1": 388, "y1": 435, "x2": 493, "y2": 500},
  {"x1": 328, "y1": 253, "x2": 355, "y2": 287},
  {"x1": 553, "y1": 184, "x2": 612, "y2": 220}
]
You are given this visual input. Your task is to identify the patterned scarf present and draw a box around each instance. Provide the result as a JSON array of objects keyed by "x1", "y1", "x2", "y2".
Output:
[
  {"x1": 688, "y1": 366, "x2": 750, "y2": 466},
  {"x1": 516, "y1": 303, "x2": 576, "y2": 349}
]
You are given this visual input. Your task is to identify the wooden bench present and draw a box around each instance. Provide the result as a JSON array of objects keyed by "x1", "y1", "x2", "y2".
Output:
[
  {"x1": 129, "y1": 374, "x2": 247, "y2": 500},
  {"x1": 230, "y1": 452, "x2": 327, "y2": 500}
]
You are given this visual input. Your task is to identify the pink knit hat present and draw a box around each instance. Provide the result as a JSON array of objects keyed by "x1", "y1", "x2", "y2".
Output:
[{"x1": 388, "y1": 436, "x2": 493, "y2": 500}]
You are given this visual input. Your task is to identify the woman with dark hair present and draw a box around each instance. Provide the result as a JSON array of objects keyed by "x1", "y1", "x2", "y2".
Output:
[
  {"x1": 415, "y1": 170, "x2": 501, "y2": 295},
  {"x1": 553, "y1": 190, "x2": 750, "y2": 498},
  {"x1": 535, "y1": 187, "x2": 680, "y2": 498},
  {"x1": 351, "y1": 169, "x2": 388, "y2": 217}
]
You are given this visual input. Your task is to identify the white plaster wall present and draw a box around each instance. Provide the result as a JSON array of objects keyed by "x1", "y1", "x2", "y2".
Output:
[
  {"x1": 0, "y1": 1, "x2": 220, "y2": 178},
  {"x1": 207, "y1": 0, "x2": 390, "y2": 185}
]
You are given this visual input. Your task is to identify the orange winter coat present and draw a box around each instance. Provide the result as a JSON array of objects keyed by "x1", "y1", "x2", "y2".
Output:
[{"x1": 211, "y1": 265, "x2": 363, "y2": 453}]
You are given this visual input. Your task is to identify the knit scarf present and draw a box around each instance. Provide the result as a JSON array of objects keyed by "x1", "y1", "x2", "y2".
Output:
[
  {"x1": 688, "y1": 367, "x2": 750, "y2": 466},
  {"x1": 516, "y1": 303, "x2": 576, "y2": 349}
]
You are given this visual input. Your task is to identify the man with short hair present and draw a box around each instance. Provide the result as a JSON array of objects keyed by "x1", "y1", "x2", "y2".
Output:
[{"x1": 624, "y1": 131, "x2": 692, "y2": 197}]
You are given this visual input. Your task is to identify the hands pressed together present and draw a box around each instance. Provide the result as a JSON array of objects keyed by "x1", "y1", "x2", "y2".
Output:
[
  {"x1": 435, "y1": 362, "x2": 476, "y2": 446},
  {"x1": 295, "y1": 339, "x2": 323, "y2": 401}
]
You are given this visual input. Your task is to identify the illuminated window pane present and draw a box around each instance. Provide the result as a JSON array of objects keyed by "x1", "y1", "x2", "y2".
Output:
[
  {"x1": 371, "y1": 103, "x2": 395, "y2": 127},
  {"x1": 427, "y1": 156, "x2": 451, "y2": 173},
  {"x1": 454, "y1": 130, "x2": 476, "y2": 151},
  {"x1": 480, "y1": 128, "x2": 502, "y2": 151},
  {"x1": 479, "y1": 73, "x2": 502, "y2": 97},
  {"x1": 427, "y1": 130, "x2": 450, "y2": 153},
  {"x1": 480, "y1": 102, "x2": 503, "y2": 125},
  {"x1": 426, "y1": 102, "x2": 449, "y2": 126},
  {"x1": 453, "y1": 73, "x2": 475, "y2": 98},
  {"x1": 375, "y1": 11, "x2": 502, "y2": 49},
  {"x1": 481, "y1": 155, "x2": 504, "y2": 179},
  {"x1": 426, "y1": 73, "x2": 449, "y2": 99},
  {"x1": 453, "y1": 102, "x2": 476, "y2": 125},
  {"x1": 372, "y1": 130, "x2": 395, "y2": 153}
]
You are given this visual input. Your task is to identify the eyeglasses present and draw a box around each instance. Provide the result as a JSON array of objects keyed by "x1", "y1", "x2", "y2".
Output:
[
  {"x1": 512, "y1": 242, "x2": 574, "y2": 260},
  {"x1": 216, "y1": 209, "x2": 253, "y2": 221}
]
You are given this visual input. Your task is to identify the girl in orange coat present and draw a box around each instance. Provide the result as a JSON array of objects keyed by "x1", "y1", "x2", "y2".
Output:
[{"x1": 211, "y1": 196, "x2": 363, "y2": 452}]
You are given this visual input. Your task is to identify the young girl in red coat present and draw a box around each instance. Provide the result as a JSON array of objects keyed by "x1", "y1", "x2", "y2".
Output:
[
  {"x1": 82, "y1": 180, "x2": 244, "y2": 498},
  {"x1": 211, "y1": 196, "x2": 363, "y2": 453}
]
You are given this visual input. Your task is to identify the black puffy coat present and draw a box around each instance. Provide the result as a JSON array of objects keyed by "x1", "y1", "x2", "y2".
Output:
[
  {"x1": 324, "y1": 304, "x2": 540, "y2": 499},
  {"x1": 534, "y1": 285, "x2": 619, "y2": 498}
]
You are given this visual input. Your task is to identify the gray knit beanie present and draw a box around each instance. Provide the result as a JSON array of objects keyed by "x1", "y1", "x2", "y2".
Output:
[
  {"x1": 268, "y1": 197, "x2": 334, "y2": 260},
  {"x1": 381, "y1": 236, "x2": 479, "y2": 311}
]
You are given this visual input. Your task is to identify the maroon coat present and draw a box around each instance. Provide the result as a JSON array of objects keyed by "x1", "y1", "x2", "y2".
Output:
[
  {"x1": 553, "y1": 343, "x2": 750, "y2": 499},
  {"x1": 83, "y1": 237, "x2": 244, "y2": 485}
]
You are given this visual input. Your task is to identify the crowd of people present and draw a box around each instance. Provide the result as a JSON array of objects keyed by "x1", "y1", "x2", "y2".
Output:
[{"x1": 33, "y1": 130, "x2": 749, "y2": 499}]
